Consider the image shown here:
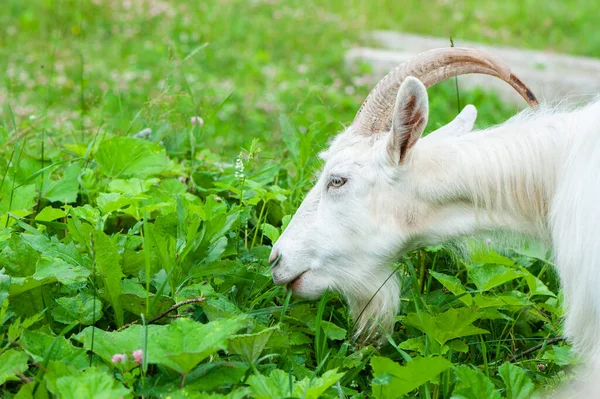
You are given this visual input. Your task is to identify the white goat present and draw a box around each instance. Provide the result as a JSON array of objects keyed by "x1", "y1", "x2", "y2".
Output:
[{"x1": 269, "y1": 48, "x2": 600, "y2": 368}]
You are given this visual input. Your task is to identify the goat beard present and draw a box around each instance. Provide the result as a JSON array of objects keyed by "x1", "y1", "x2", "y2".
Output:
[{"x1": 336, "y1": 266, "x2": 401, "y2": 343}]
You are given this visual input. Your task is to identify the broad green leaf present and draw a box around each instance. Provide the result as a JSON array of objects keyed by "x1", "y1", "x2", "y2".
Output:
[
  {"x1": 185, "y1": 361, "x2": 249, "y2": 391},
  {"x1": 467, "y1": 264, "x2": 526, "y2": 291},
  {"x1": 541, "y1": 345, "x2": 579, "y2": 366},
  {"x1": 521, "y1": 268, "x2": 556, "y2": 297},
  {"x1": 470, "y1": 245, "x2": 515, "y2": 266},
  {"x1": 0, "y1": 181, "x2": 36, "y2": 214},
  {"x1": 76, "y1": 318, "x2": 247, "y2": 374},
  {"x1": 93, "y1": 229, "x2": 124, "y2": 327},
  {"x1": 498, "y1": 362, "x2": 536, "y2": 399},
  {"x1": 403, "y1": 308, "x2": 489, "y2": 346},
  {"x1": 51, "y1": 292, "x2": 103, "y2": 325},
  {"x1": 44, "y1": 164, "x2": 81, "y2": 203},
  {"x1": 0, "y1": 349, "x2": 29, "y2": 384},
  {"x1": 511, "y1": 239, "x2": 554, "y2": 265},
  {"x1": 19, "y1": 330, "x2": 88, "y2": 370},
  {"x1": 166, "y1": 388, "x2": 250, "y2": 399},
  {"x1": 228, "y1": 325, "x2": 278, "y2": 363},
  {"x1": 95, "y1": 136, "x2": 171, "y2": 178},
  {"x1": 120, "y1": 279, "x2": 175, "y2": 319},
  {"x1": 0, "y1": 271, "x2": 10, "y2": 306},
  {"x1": 33, "y1": 256, "x2": 90, "y2": 285},
  {"x1": 370, "y1": 356, "x2": 452, "y2": 398},
  {"x1": 429, "y1": 270, "x2": 472, "y2": 306},
  {"x1": 260, "y1": 223, "x2": 279, "y2": 243},
  {"x1": 248, "y1": 368, "x2": 344, "y2": 399},
  {"x1": 452, "y1": 365, "x2": 501, "y2": 399},
  {"x1": 292, "y1": 369, "x2": 345, "y2": 399},
  {"x1": 48, "y1": 367, "x2": 131, "y2": 399},
  {"x1": 247, "y1": 369, "x2": 290, "y2": 399},
  {"x1": 158, "y1": 318, "x2": 247, "y2": 374},
  {"x1": 108, "y1": 177, "x2": 160, "y2": 195},
  {"x1": 35, "y1": 206, "x2": 66, "y2": 222},
  {"x1": 308, "y1": 319, "x2": 347, "y2": 341},
  {"x1": 472, "y1": 292, "x2": 532, "y2": 309}
]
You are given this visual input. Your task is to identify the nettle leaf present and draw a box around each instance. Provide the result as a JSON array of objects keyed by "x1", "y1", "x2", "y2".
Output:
[
  {"x1": 452, "y1": 365, "x2": 501, "y2": 399},
  {"x1": 95, "y1": 136, "x2": 171, "y2": 178},
  {"x1": 120, "y1": 279, "x2": 174, "y2": 319},
  {"x1": 20, "y1": 330, "x2": 88, "y2": 370},
  {"x1": 260, "y1": 223, "x2": 279, "y2": 243},
  {"x1": 467, "y1": 263, "x2": 527, "y2": 291},
  {"x1": 0, "y1": 271, "x2": 10, "y2": 306},
  {"x1": 228, "y1": 325, "x2": 279, "y2": 363},
  {"x1": 247, "y1": 369, "x2": 291, "y2": 398},
  {"x1": 48, "y1": 367, "x2": 131, "y2": 399},
  {"x1": 158, "y1": 318, "x2": 248, "y2": 374},
  {"x1": 0, "y1": 349, "x2": 29, "y2": 384},
  {"x1": 542, "y1": 345, "x2": 579, "y2": 366},
  {"x1": 35, "y1": 206, "x2": 66, "y2": 222},
  {"x1": 521, "y1": 268, "x2": 556, "y2": 297},
  {"x1": 403, "y1": 308, "x2": 489, "y2": 346},
  {"x1": 51, "y1": 292, "x2": 103, "y2": 325},
  {"x1": 108, "y1": 177, "x2": 160, "y2": 195},
  {"x1": 248, "y1": 368, "x2": 344, "y2": 399},
  {"x1": 185, "y1": 361, "x2": 249, "y2": 391},
  {"x1": 44, "y1": 164, "x2": 82, "y2": 203},
  {"x1": 370, "y1": 356, "x2": 452, "y2": 398},
  {"x1": 93, "y1": 229, "x2": 124, "y2": 327},
  {"x1": 498, "y1": 362, "x2": 536, "y2": 399},
  {"x1": 33, "y1": 256, "x2": 90, "y2": 285},
  {"x1": 429, "y1": 270, "x2": 473, "y2": 306},
  {"x1": 76, "y1": 318, "x2": 247, "y2": 374},
  {"x1": 292, "y1": 369, "x2": 345, "y2": 399},
  {"x1": 470, "y1": 245, "x2": 515, "y2": 266}
]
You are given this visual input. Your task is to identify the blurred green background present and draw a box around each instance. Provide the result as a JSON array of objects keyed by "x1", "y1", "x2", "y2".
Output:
[{"x1": 3, "y1": 0, "x2": 598, "y2": 156}]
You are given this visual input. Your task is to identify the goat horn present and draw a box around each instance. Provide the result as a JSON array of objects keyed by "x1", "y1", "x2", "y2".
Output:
[{"x1": 353, "y1": 47, "x2": 538, "y2": 135}]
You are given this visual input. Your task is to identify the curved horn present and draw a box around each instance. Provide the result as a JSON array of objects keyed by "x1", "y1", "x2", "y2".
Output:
[{"x1": 353, "y1": 47, "x2": 538, "y2": 135}]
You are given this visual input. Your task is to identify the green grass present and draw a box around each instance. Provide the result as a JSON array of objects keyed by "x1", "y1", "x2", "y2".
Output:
[{"x1": 0, "y1": 0, "x2": 597, "y2": 397}]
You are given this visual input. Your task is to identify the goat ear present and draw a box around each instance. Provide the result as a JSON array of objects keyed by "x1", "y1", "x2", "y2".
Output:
[
  {"x1": 423, "y1": 104, "x2": 477, "y2": 142},
  {"x1": 387, "y1": 76, "x2": 429, "y2": 164}
]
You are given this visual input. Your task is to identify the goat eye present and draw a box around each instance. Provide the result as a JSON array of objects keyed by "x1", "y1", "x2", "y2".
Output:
[{"x1": 328, "y1": 176, "x2": 346, "y2": 189}]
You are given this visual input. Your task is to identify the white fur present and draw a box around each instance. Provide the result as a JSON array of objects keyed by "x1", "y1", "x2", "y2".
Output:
[{"x1": 270, "y1": 77, "x2": 600, "y2": 366}]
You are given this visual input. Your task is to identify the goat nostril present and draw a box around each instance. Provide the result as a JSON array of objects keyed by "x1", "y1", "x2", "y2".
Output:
[{"x1": 269, "y1": 250, "x2": 281, "y2": 269}]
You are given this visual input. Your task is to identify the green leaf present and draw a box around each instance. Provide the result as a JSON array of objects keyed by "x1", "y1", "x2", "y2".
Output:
[
  {"x1": 248, "y1": 368, "x2": 344, "y2": 399},
  {"x1": 44, "y1": 164, "x2": 81, "y2": 203},
  {"x1": 95, "y1": 136, "x2": 171, "y2": 178},
  {"x1": 158, "y1": 318, "x2": 247, "y2": 374},
  {"x1": 228, "y1": 325, "x2": 278, "y2": 363},
  {"x1": 185, "y1": 361, "x2": 249, "y2": 391},
  {"x1": 452, "y1": 365, "x2": 501, "y2": 399},
  {"x1": 429, "y1": 270, "x2": 472, "y2": 306},
  {"x1": 260, "y1": 223, "x2": 279, "y2": 243},
  {"x1": 19, "y1": 330, "x2": 88, "y2": 370},
  {"x1": 247, "y1": 369, "x2": 290, "y2": 399},
  {"x1": 292, "y1": 369, "x2": 345, "y2": 399},
  {"x1": 0, "y1": 349, "x2": 29, "y2": 384},
  {"x1": 47, "y1": 367, "x2": 131, "y2": 399},
  {"x1": 0, "y1": 271, "x2": 10, "y2": 306},
  {"x1": 35, "y1": 206, "x2": 66, "y2": 222},
  {"x1": 370, "y1": 356, "x2": 452, "y2": 398},
  {"x1": 467, "y1": 264, "x2": 526, "y2": 291},
  {"x1": 51, "y1": 292, "x2": 103, "y2": 325},
  {"x1": 93, "y1": 229, "x2": 124, "y2": 327},
  {"x1": 470, "y1": 245, "x2": 515, "y2": 266},
  {"x1": 521, "y1": 268, "x2": 556, "y2": 297},
  {"x1": 403, "y1": 308, "x2": 489, "y2": 346},
  {"x1": 498, "y1": 362, "x2": 536, "y2": 399},
  {"x1": 541, "y1": 345, "x2": 579, "y2": 366},
  {"x1": 33, "y1": 256, "x2": 90, "y2": 285},
  {"x1": 75, "y1": 318, "x2": 247, "y2": 374}
]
